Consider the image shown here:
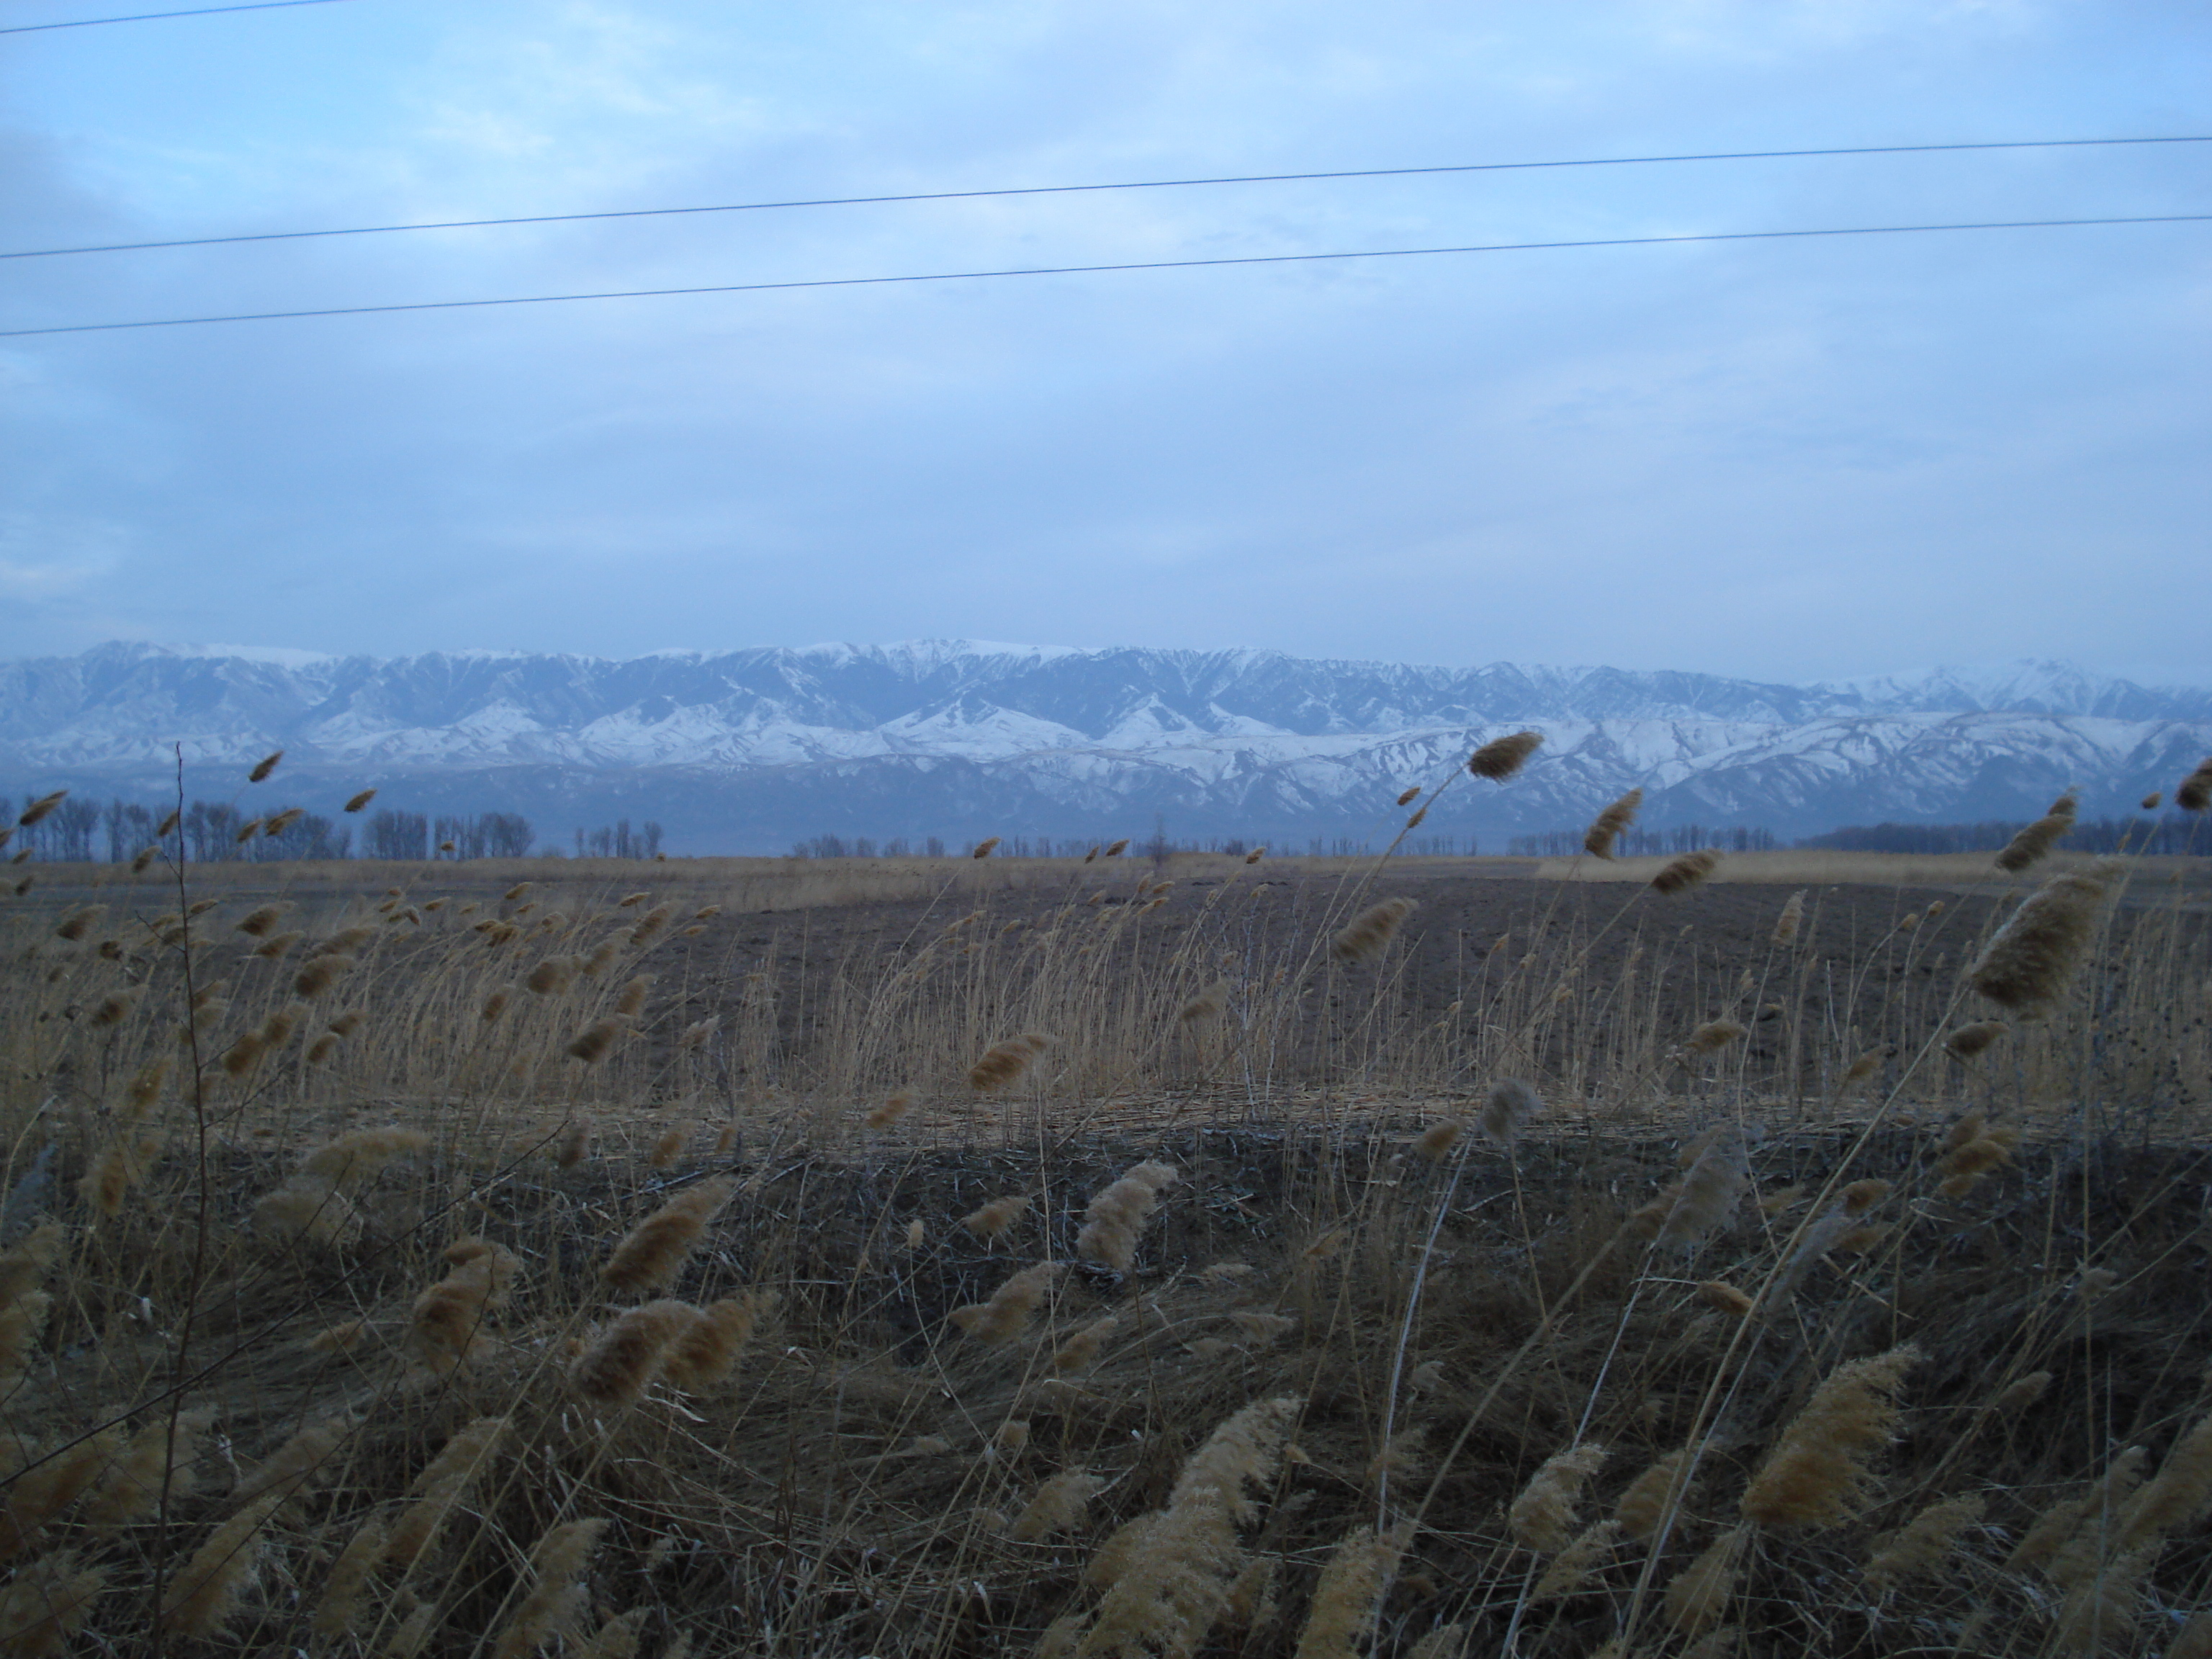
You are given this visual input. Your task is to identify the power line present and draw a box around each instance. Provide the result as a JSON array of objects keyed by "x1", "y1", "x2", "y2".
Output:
[
  {"x1": 4, "y1": 134, "x2": 2206, "y2": 261},
  {"x1": 0, "y1": 0, "x2": 354, "y2": 33},
  {"x1": 5, "y1": 212, "x2": 2203, "y2": 339}
]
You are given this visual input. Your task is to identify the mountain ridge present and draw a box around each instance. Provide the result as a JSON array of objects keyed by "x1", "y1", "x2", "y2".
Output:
[{"x1": 4, "y1": 641, "x2": 2207, "y2": 852}]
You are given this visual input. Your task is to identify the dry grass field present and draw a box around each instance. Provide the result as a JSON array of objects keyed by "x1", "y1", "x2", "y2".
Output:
[{"x1": 2, "y1": 760, "x2": 2211, "y2": 1658}]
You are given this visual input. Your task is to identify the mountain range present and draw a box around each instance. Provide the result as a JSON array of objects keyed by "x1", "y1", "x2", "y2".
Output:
[{"x1": 2, "y1": 641, "x2": 2207, "y2": 853}]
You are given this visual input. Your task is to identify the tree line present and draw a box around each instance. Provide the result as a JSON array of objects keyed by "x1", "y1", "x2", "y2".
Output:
[{"x1": 7, "y1": 794, "x2": 537, "y2": 863}]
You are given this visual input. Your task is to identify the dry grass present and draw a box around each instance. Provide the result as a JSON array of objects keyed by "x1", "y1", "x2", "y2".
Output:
[{"x1": 1, "y1": 772, "x2": 2210, "y2": 1657}]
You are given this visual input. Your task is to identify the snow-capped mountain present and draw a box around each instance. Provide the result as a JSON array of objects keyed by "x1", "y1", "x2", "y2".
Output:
[{"x1": 1, "y1": 642, "x2": 2206, "y2": 852}]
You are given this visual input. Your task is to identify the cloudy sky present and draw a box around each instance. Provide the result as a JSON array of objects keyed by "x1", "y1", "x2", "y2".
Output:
[{"x1": 2, "y1": 0, "x2": 2206, "y2": 685}]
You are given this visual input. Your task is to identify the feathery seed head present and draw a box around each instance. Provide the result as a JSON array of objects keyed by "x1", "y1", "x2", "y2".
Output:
[
  {"x1": 1969, "y1": 868, "x2": 2110, "y2": 1009},
  {"x1": 1509, "y1": 1443, "x2": 1607, "y2": 1553},
  {"x1": 1583, "y1": 788, "x2": 1644, "y2": 859},
  {"x1": 1332, "y1": 896, "x2": 1416, "y2": 963},
  {"x1": 565, "y1": 1017, "x2": 628, "y2": 1064},
  {"x1": 1395, "y1": 786, "x2": 1421, "y2": 806},
  {"x1": 248, "y1": 750, "x2": 283, "y2": 782},
  {"x1": 1652, "y1": 850, "x2": 1720, "y2": 894},
  {"x1": 949, "y1": 1261, "x2": 1065, "y2": 1341},
  {"x1": 970, "y1": 1033, "x2": 1053, "y2": 1092},
  {"x1": 17, "y1": 791, "x2": 67, "y2": 828},
  {"x1": 342, "y1": 788, "x2": 377, "y2": 812},
  {"x1": 1741, "y1": 1345, "x2": 1920, "y2": 1529},
  {"x1": 2177, "y1": 757, "x2": 2212, "y2": 812},
  {"x1": 963, "y1": 1194, "x2": 1030, "y2": 1239},
  {"x1": 1076, "y1": 1161, "x2": 1178, "y2": 1272},
  {"x1": 972, "y1": 836, "x2": 1001, "y2": 858},
  {"x1": 1105, "y1": 837, "x2": 1130, "y2": 856},
  {"x1": 1995, "y1": 810, "x2": 2074, "y2": 873},
  {"x1": 1945, "y1": 1020, "x2": 2008, "y2": 1059},
  {"x1": 1468, "y1": 730, "x2": 1544, "y2": 781},
  {"x1": 866, "y1": 1088, "x2": 917, "y2": 1129},
  {"x1": 601, "y1": 1177, "x2": 732, "y2": 1295},
  {"x1": 1480, "y1": 1077, "x2": 1542, "y2": 1147},
  {"x1": 1773, "y1": 890, "x2": 1806, "y2": 946}
]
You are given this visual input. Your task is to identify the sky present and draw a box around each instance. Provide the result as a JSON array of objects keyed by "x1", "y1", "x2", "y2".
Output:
[{"x1": 1, "y1": 0, "x2": 2208, "y2": 686}]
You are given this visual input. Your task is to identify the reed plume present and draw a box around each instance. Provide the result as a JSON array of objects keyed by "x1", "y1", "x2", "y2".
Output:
[
  {"x1": 1292, "y1": 1522, "x2": 1409, "y2": 1659},
  {"x1": 343, "y1": 788, "x2": 377, "y2": 811},
  {"x1": 1655, "y1": 1127, "x2": 1748, "y2": 1252},
  {"x1": 972, "y1": 836, "x2": 1001, "y2": 858},
  {"x1": 405, "y1": 1241, "x2": 522, "y2": 1375},
  {"x1": 1995, "y1": 803, "x2": 2075, "y2": 871},
  {"x1": 1010, "y1": 1470, "x2": 1100, "y2": 1540},
  {"x1": 386, "y1": 1416, "x2": 508, "y2": 1566},
  {"x1": 1944, "y1": 1020, "x2": 2007, "y2": 1058},
  {"x1": 963, "y1": 1195, "x2": 1029, "y2": 1238},
  {"x1": 970, "y1": 1033, "x2": 1052, "y2": 1092},
  {"x1": 1395, "y1": 786, "x2": 1421, "y2": 806},
  {"x1": 616, "y1": 974, "x2": 652, "y2": 1016},
  {"x1": 1244, "y1": 846, "x2": 1265, "y2": 863},
  {"x1": 53, "y1": 906, "x2": 100, "y2": 942},
  {"x1": 526, "y1": 955, "x2": 578, "y2": 994},
  {"x1": 1741, "y1": 1344, "x2": 1919, "y2": 1528},
  {"x1": 158, "y1": 1490, "x2": 284, "y2": 1638},
  {"x1": 2111, "y1": 1411, "x2": 2212, "y2": 1554},
  {"x1": 1583, "y1": 788, "x2": 1642, "y2": 859},
  {"x1": 1686, "y1": 1019, "x2": 1747, "y2": 1053},
  {"x1": 292, "y1": 952, "x2": 352, "y2": 998},
  {"x1": 1509, "y1": 1443, "x2": 1606, "y2": 1553},
  {"x1": 2010, "y1": 1446, "x2": 2146, "y2": 1571},
  {"x1": 232, "y1": 1415, "x2": 350, "y2": 1508},
  {"x1": 1468, "y1": 730, "x2": 1543, "y2": 781},
  {"x1": 1105, "y1": 837, "x2": 1130, "y2": 856},
  {"x1": 1177, "y1": 980, "x2": 1229, "y2": 1023},
  {"x1": 235, "y1": 902, "x2": 285, "y2": 942},
  {"x1": 1773, "y1": 889, "x2": 1805, "y2": 946},
  {"x1": 0, "y1": 1553, "x2": 104, "y2": 1658},
  {"x1": 80, "y1": 1408, "x2": 215, "y2": 1527},
  {"x1": 1052, "y1": 1316, "x2": 1118, "y2": 1373},
  {"x1": 1532, "y1": 1519, "x2": 1622, "y2": 1601},
  {"x1": 1652, "y1": 850, "x2": 1719, "y2": 894},
  {"x1": 572, "y1": 1300, "x2": 693, "y2": 1404},
  {"x1": 248, "y1": 749, "x2": 283, "y2": 781},
  {"x1": 2178, "y1": 756, "x2": 2212, "y2": 812},
  {"x1": 565, "y1": 1018, "x2": 627, "y2": 1064},
  {"x1": 866, "y1": 1088, "x2": 917, "y2": 1129},
  {"x1": 490, "y1": 1518, "x2": 608, "y2": 1659},
  {"x1": 556, "y1": 1118, "x2": 593, "y2": 1169},
  {"x1": 1615, "y1": 1449, "x2": 1692, "y2": 1542},
  {"x1": 662, "y1": 1292, "x2": 770, "y2": 1391},
  {"x1": 601, "y1": 1177, "x2": 732, "y2": 1295},
  {"x1": 16, "y1": 791, "x2": 66, "y2": 827},
  {"x1": 1969, "y1": 867, "x2": 2110, "y2": 1009},
  {"x1": 1479, "y1": 1077, "x2": 1542, "y2": 1147},
  {"x1": 1863, "y1": 1494, "x2": 1983, "y2": 1591},
  {"x1": 1332, "y1": 897, "x2": 1416, "y2": 963},
  {"x1": 1413, "y1": 1118, "x2": 1465, "y2": 1160},
  {"x1": 1077, "y1": 1160, "x2": 1178, "y2": 1271},
  {"x1": 1665, "y1": 1524, "x2": 1749, "y2": 1635},
  {"x1": 949, "y1": 1261, "x2": 1064, "y2": 1341},
  {"x1": 0, "y1": 1431, "x2": 120, "y2": 1560}
]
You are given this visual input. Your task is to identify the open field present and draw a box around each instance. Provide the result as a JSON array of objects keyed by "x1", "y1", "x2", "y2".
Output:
[{"x1": 3, "y1": 826, "x2": 2211, "y2": 1657}]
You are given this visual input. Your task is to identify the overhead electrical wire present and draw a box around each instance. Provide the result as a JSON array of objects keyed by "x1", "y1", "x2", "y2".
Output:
[
  {"x1": 4, "y1": 212, "x2": 2204, "y2": 339},
  {"x1": 4, "y1": 134, "x2": 2206, "y2": 261},
  {"x1": 0, "y1": 0, "x2": 354, "y2": 33}
]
